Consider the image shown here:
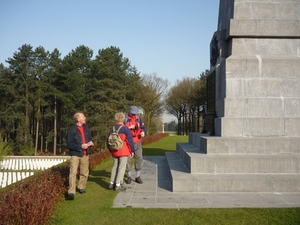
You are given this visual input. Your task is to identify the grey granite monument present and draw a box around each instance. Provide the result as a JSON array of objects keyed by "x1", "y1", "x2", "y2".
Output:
[{"x1": 166, "y1": 0, "x2": 300, "y2": 193}]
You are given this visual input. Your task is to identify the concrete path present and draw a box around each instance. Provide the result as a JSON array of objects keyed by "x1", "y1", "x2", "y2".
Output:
[{"x1": 113, "y1": 156, "x2": 300, "y2": 208}]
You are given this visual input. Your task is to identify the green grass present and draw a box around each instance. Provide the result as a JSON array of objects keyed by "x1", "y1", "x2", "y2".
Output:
[
  {"x1": 143, "y1": 135, "x2": 188, "y2": 156},
  {"x1": 51, "y1": 135, "x2": 300, "y2": 225}
]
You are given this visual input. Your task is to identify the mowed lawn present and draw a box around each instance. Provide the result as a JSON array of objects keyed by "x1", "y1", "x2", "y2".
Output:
[
  {"x1": 143, "y1": 134, "x2": 188, "y2": 156},
  {"x1": 51, "y1": 135, "x2": 300, "y2": 225}
]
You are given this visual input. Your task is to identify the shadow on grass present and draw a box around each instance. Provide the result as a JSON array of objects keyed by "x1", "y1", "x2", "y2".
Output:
[{"x1": 88, "y1": 169, "x2": 111, "y2": 189}]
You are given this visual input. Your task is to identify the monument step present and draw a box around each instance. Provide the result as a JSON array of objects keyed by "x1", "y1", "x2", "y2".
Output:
[
  {"x1": 188, "y1": 133, "x2": 300, "y2": 155},
  {"x1": 166, "y1": 152, "x2": 300, "y2": 193},
  {"x1": 177, "y1": 142, "x2": 300, "y2": 174}
]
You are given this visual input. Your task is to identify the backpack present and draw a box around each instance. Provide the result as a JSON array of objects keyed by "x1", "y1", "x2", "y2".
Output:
[{"x1": 107, "y1": 125, "x2": 124, "y2": 150}]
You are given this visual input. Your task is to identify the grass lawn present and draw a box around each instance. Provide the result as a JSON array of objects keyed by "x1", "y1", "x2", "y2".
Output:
[{"x1": 51, "y1": 135, "x2": 300, "y2": 225}]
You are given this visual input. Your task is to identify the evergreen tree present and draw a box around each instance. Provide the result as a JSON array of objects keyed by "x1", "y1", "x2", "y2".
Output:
[
  {"x1": 6, "y1": 44, "x2": 36, "y2": 152},
  {"x1": 0, "y1": 64, "x2": 16, "y2": 143},
  {"x1": 92, "y1": 46, "x2": 141, "y2": 148},
  {"x1": 32, "y1": 46, "x2": 50, "y2": 155}
]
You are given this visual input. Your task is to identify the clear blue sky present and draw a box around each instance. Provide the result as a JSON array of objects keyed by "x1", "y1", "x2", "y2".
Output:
[{"x1": 0, "y1": 0, "x2": 220, "y2": 122}]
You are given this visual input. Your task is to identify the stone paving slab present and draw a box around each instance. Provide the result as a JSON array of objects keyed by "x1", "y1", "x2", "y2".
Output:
[{"x1": 112, "y1": 156, "x2": 300, "y2": 209}]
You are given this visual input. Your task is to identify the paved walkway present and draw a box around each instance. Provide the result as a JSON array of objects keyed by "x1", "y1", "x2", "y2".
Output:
[{"x1": 113, "y1": 156, "x2": 300, "y2": 208}]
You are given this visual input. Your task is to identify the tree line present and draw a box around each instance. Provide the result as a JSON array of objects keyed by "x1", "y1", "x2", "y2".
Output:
[
  {"x1": 164, "y1": 70, "x2": 209, "y2": 135},
  {"x1": 0, "y1": 44, "x2": 208, "y2": 155},
  {"x1": 0, "y1": 44, "x2": 171, "y2": 155}
]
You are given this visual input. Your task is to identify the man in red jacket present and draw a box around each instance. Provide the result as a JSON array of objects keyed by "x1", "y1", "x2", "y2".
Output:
[
  {"x1": 108, "y1": 112, "x2": 134, "y2": 191},
  {"x1": 124, "y1": 106, "x2": 146, "y2": 184}
]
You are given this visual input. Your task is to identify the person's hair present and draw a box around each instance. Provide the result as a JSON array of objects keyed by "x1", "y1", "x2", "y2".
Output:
[
  {"x1": 115, "y1": 112, "x2": 125, "y2": 122},
  {"x1": 73, "y1": 112, "x2": 83, "y2": 122}
]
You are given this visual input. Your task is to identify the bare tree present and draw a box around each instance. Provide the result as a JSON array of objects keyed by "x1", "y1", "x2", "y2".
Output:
[
  {"x1": 136, "y1": 72, "x2": 169, "y2": 135},
  {"x1": 165, "y1": 81, "x2": 187, "y2": 135}
]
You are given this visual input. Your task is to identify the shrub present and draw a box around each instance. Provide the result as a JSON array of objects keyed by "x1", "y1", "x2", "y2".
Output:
[
  {"x1": 19, "y1": 145, "x2": 35, "y2": 156},
  {"x1": 0, "y1": 165, "x2": 69, "y2": 225},
  {"x1": 0, "y1": 141, "x2": 12, "y2": 161}
]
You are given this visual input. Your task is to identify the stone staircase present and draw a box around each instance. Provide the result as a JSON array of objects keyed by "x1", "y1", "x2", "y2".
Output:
[{"x1": 165, "y1": 133, "x2": 300, "y2": 192}]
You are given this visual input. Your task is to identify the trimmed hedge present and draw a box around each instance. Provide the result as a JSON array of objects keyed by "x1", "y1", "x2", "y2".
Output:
[{"x1": 0, "y1": 166, "x2": 69, "y2": 225}]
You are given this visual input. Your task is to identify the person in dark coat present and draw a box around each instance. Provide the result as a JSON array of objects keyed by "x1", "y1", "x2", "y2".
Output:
[{"x1": 66, "y1": 112, "x2": 94, "y2": 200}]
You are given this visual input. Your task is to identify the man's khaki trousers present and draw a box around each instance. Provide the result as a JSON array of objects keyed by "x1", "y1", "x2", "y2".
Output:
[{"x1": 68, "y1": 155, "x2": 89, "y2": 194}]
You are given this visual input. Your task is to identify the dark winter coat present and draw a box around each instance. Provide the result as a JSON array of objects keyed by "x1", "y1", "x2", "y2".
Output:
[{"x1": 66, "y1": 124, "x2": 93, "y2": 157}]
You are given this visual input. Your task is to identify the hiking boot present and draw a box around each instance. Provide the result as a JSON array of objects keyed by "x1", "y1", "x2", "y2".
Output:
[
  {"x1": 67, "y1": 193, "x2": 74, "y2": 200},
  {"x1": 126, "y1": 177, "x2": 132, "y2": 184},
  {"x1": 78, "y1": 189, "x2": 86, "y2": 194},
  {"x1": 114, "y1": 185, "x2": 127, "y2": 191},
  {"x1": 135, "y1": 176, "x2": 143, "y2": 184},
  {"x1": 108, "y1": 183, "x2": 114, "y2": 189}
]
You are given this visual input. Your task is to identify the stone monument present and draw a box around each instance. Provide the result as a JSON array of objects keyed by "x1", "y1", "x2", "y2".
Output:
[
  {"x1": 214, "y1": 0, "x2": 300, "y2": 139},
  {"x1": 166, "y1": 0, "x2": 300, "y2": 193}
]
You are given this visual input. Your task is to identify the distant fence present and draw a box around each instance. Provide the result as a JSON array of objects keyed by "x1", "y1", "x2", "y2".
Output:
[{"x1": 0, "y1": 156, "x2": 70, "y2": 188}]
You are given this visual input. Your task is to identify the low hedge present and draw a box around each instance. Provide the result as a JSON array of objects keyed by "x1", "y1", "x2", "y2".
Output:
[{"x1": 0, "y1": 166, "x2": 69, "y2": 225}]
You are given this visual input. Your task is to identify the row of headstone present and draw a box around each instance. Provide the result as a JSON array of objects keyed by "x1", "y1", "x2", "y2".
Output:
[
  {"x1": 0, "y1": 172, "x2": 34, "y2": 188},
  {"x1": 0, "y1": 158, "x2": 67, "y2": 170}
]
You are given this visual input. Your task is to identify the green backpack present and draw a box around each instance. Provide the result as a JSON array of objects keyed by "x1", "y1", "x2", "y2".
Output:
[{"x1": 107, "y1": 125, "x2": 124, "y2": 150}]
